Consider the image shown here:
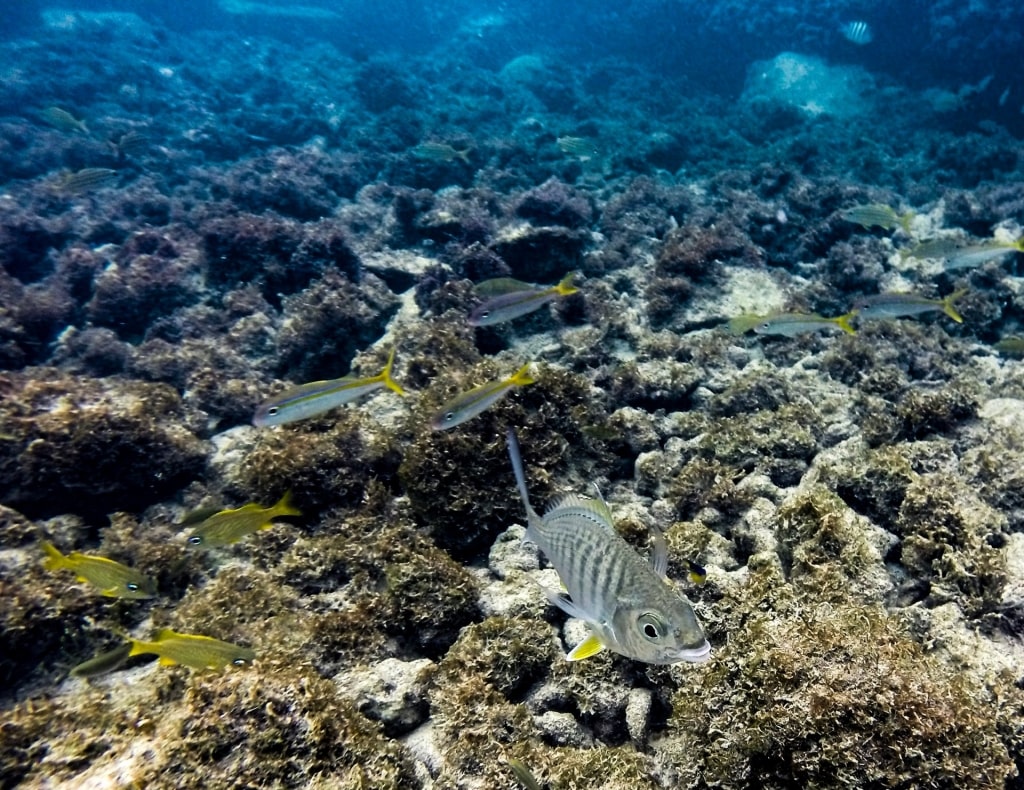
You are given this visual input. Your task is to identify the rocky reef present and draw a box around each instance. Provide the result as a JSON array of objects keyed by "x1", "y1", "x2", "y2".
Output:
[{"x1": 1, "y1": 8, "x2": 1024, "y2": 790}]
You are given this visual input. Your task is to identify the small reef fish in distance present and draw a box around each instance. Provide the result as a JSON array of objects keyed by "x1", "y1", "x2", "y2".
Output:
[
  {"x1": 253, "y1": 348, "x2": 404, "y2": 427},
  {"x1": 507, "y1": 758, "x2": 543, "y2": 790},
  {"x1": 58, "y1": 167, "x2": 119, "y2": 194},
  {"x1": 853, "y1": 289, "x2": 967, "y2": 323},
  {"x1": 71, "y1": 643, "x2": 133, "y2": 679},
  {"x1": 411, "y1": 142, "x2": 471, "y2": 163},
  {"x1": 839, "y1": 203, "x2": 913, "y2": 233},
  {"x1": 839, "y1": 20, "x2": 873, "y2": 45},
  {"x1": 39, "y1": 106, "x2": 88, "y2": 134},
  {"x1": 506, "y1": 429, "x2": 711, "y2": 664},
  {"x1": 904, "y1": 236, "x2": 1024, "y2": 271},
  {"x1": 557, "y1": 135, "x2": 600, "y2": 160},
  {"x1": 752, "y1": 311, "x2": 857, "y2": 337},
  {"x1": 994, "y1": 337, "x2": 1024, "y2": 358},
  {"x1": 431, "y1": 363, "x2": 536, "y2": 430},
  {"x1": 186, "y1": 491, "x2": 301, "y2": 548},
  {"x1": 469, "y1": 272, "x2": 579, "y2": 327},
  {"x1": 41, "y1": 540, "x2": 156, "y2": 599},
  {"x1": 686, "y1": 559, "x2": 707, "y2": 585},
  {"x1": 128, "y1": 629, "x2": 255, "y2": 669}
]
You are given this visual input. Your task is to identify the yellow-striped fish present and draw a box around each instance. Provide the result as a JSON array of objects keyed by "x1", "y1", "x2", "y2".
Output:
[
  {"x1": 507, "y1": 430, "x2": 710, "y2": 664},
  {"x1": 41, "y1": 540, "x2": 156, "y2": 599},
  {"x1": 185, "y1": 491, "x2": 301, "y2": 548},
  {"x1": 430, "y1": 364, "x2": 535, "y2": 430},
  {"x1": 839, "y1": 203, "x2": 913, "y2": 233},
  {"x1": 253, "y1": 349, "x2": 404, "y2": 426},
  {"x1": 71, "y1": 643, "x2": 133, "y2": 678},
  {"x1": 468, "y1": 273, "x2": 579, "y2": 326},
  {"x1": 852, "y1": 289, "x2": 966, "y2": 323},
  {"x1": 128, "y1": 629, "x2": 255, "y2": 669},
  {"x1": 904, "y1": 236, "x2": 1024, "y2": 270},
  {"x1": 753, "y1": 311, "x2": 857, "y2": 337}
]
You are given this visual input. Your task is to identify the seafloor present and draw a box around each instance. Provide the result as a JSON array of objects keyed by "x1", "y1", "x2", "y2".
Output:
[{"x1": 1, "y1": 7, "x2": 1024, "y2": 790}]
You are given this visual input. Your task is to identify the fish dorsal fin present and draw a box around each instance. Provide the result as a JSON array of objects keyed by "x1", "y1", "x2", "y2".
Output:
[
  {"x1": 566, "y1": 633, "x2": 605, "y2": 661},
  {"x1": 544, "y1": 493, "x2": 614, "y2": 526}
]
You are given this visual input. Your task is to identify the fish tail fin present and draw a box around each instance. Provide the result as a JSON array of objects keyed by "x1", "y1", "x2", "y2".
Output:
[
  {"x1": 506, "y1": 429, "x2": 542, "y2": 536},
  {"x1": 379, "y1": 348, "x2": 405, "y2": 396},
  {"x1": 554, "y1": 272, "x2": 579, "y2": 296},
  {"x1": 40, "y1": 540, "x2": 68, "y2": 570},
  {"x1": 127, "y1": 639, "x2": 152, "y2": 658},
  {"x1": 943, "y1": 289, "x2": 968, "y2": 323},
  {"x1": 834, "y1": 311, "x2": 857, "y2": 335},
  {"x1": 898, "y1": 211, "x2": 915, "y2": 234},
  {"x1": 274, "y1": 490, "x2": 302, "y2": 518},
  {"x1": 508, "y1": 363, "x2": 536, "y2": 388}
]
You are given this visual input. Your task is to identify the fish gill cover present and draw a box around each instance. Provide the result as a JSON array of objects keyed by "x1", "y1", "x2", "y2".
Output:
[{"x1": 1, "y1": 1, "x2": 1024, "y2": 788}]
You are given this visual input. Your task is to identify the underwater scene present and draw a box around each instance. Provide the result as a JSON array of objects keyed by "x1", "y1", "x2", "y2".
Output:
[{"x1": 2, "y1": 0, "x2": 1024, "y2": 787}]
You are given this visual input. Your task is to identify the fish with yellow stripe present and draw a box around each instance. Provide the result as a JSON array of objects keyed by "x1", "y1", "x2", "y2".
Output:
[
  {"x1": 128, "y1": 629, "x2": 255, "y2": 669},
  {"x1": 506, "y1": 429, "x2": 710, "y2": 664},
  {"x1": 253, "y1": 348, "x2": 404, "y2": 427},
  {"x1": 41, "y1": 540, "x2": 156, "y2": 599}
]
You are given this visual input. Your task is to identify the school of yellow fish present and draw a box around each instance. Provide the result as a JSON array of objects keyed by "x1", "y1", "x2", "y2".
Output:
[{"x1": 33, "y1": 116, "x2": 1024, "y2": 680}]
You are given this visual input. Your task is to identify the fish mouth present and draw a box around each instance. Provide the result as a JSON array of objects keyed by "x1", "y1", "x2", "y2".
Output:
[{"x1": 674, "y1": 639, "x2": 712, "y2": 664}]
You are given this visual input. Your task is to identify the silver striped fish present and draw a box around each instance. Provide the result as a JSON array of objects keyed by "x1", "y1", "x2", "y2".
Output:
[{"x1": 507, "y1": 430, "x2": 710, "y2": 664}]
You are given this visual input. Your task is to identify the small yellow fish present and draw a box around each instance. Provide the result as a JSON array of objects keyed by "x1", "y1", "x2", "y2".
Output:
[
  {"x1": 39, "y1": 106, "x2": 88, "y2": 134},
  {"x1": 753, "y1": 311, "x2": 857, "y2": 337},
  {"x1": 58, "y1": 167, "x2": 118, "y2": 194},
  {"x1": 253, "y1": 348, "x2": 404, "y2": 426},
  {"x1": 430, "y1": 364, "x2": 535, "y2": 430},
  {"x1": 686, "y1": 559, "x2": 707, "y2": 585},
  {"x1": 994, "y1": 337, "x2": 1024, "y2": 358},
  {"x1": 186, "y1": 491, "x2": 301, "y2": 548},
  {"x1": 128, "y1": 628, "x2": 255, "y2": 669},
  {"x1": 71, "y1": 643, "x2": 133, "y2": 678},
  {"x1": 903, "y1": 236, "x2": 1024, "y2": 270},
  {"x1": 411, "y1": 142, "x2": 471, "y2": 163},
  {"x1": 839, "y1": 203, "x2": 914, "y2": 233},
  {"x1": 469, "y1": 272, "x2": 579, "y2": 326},
  {"x1": 41, "y1": 540, "x2": 156, "y2": 599},
  {"x1": 853, "y1": 289, "x2": 966, "y2": 323}
]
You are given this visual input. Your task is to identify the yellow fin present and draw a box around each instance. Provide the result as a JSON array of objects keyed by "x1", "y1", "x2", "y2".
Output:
[
  {"x1": 379, "y1": 347, "x2": 405, "y2": 396},
  {"x1": 566, "y1": 633, "x2": 605, "y2": 661},
  {"x1": 553, "y1": 271, "x2": 579, "y2": 296},
  {"x1": 40, "y1": 540, "x2": 68, "y2": 570},
  {"x1": 508, "y1": 363, "x2": 536, "y2": 388}
]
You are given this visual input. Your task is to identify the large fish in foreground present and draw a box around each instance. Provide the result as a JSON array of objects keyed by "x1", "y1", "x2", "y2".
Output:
[{"x1": 506, "y1": 430, "x2": 710, "y2": 664}]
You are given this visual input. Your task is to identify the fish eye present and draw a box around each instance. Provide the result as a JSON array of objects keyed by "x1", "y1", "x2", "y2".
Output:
[
  {"x1": 187, "y1": 536, "x2": 203, "y2": 545},
  {"x1": 267, "y1": 406, "x2": 279, "y2": 416},
  {"x1": 126, "y1": 582, "x2": 139, "y2": 592},
  {"x1": 637, "y1": 613, "x2": 663, "y2": 641}
]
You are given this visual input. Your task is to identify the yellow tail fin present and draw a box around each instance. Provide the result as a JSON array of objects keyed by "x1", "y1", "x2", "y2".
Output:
[
  {"x1": 379, "y1": 347, "x2": 405, "y2": 396},
  {"x1": 40, "y1": 540, "x2": 68, "y2": 571},
  {"x1": 834, "y1": 311, "x2": 858, "y2": 335},
  {"x1": 553, "y1": 272, "x2": 579, "y2": 296},
  {"x1": 942, "y1": 288, "x2": 968, "y2": 323},
  {"x1": 508, "y1": 363, "x2": 536, "y2": 387}
]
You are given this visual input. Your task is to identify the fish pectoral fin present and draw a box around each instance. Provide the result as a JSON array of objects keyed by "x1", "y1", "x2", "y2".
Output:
[
  {"x1": 567, "y1": 633, "x2": 605, "y2": 661},
  {"x1": 540, "y1": 586, "x2": 590, "y2": 621}
]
